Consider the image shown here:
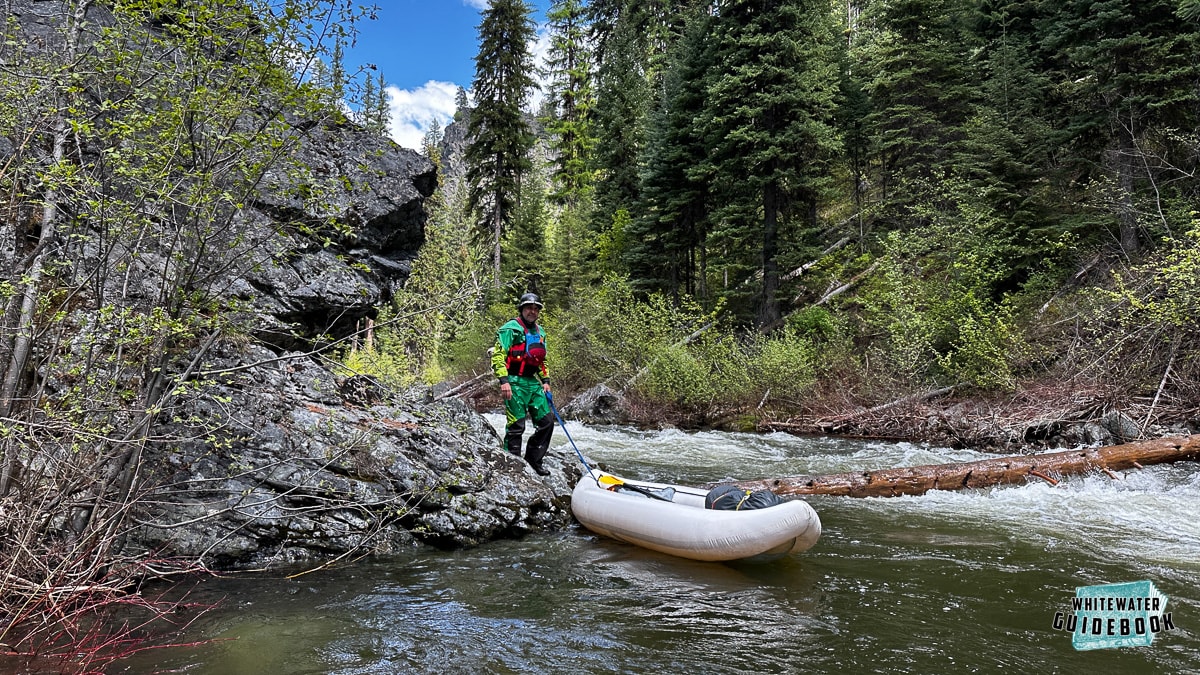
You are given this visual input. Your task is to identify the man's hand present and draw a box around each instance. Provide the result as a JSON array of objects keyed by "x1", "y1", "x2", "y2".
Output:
[
  {"x1": 542, "y1": 382, "x2": 551, "y2": 394},
  {"x1": 500, "y1": 382, "x2": 513, "y2": 400}
]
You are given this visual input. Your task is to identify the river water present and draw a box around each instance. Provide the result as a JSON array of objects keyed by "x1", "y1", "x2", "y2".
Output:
[{"x1": 112, "y1": 416, "x2": 1200, "y2": 674}]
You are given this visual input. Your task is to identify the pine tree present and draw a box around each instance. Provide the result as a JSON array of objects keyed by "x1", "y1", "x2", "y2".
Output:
[
  {"x1": 957, "y1": 0, "x2": 1062, "y2": 275},
  {"x1": 373, "y1": 72, "x2": 389, "y2": 135},
  {"x1": 357, "y1": 71, "x2": 390, "y2": 135},
  {"x1": 589, "y1": 8, "x2": 652, "y2": 275},
  {"x1": 627, "y1": 6, "x2": 716, "y2": 302},
  {"x1": 853, "y1": 0, "x2": 975, "y2": 219},
  {"x1": 543, "y1": 0, "x2": 596, "y2": 207},
  {"x1": 504, "y1": 164, "x2": 551, "y2": 293},
  {"x1": 542, "y1": 0, "x2": 597, "y2": 296},
  {"x1": 465, "y1": 0, "x2": 538, "y2": 287},
  {"x1": 454, "y1": 86, "x2": 470, "y2": 122},
  {"x1": 422, "y1": 119, "x2": 443, "y2": 161},
  {"x1": 703, "y1": 0, "x2": 842, "y2": 326},
  {"x1": 1038, "y1": 0, "x2": 1200, "y2": 254}
]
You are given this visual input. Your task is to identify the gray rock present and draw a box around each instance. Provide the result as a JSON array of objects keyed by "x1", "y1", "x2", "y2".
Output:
[
  {"x1": 126, "y1": 343, "x2": 579, "y2": 570},
  {"x1": 1102, "y1": 411, "x2": 1142, "y2": 444},
  {"x1": 559, "y1": 383, "x2": 629, "y2": 425}
]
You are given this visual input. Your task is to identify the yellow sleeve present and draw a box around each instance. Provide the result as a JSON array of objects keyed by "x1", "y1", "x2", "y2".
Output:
[{"x1": 491, "y1": 327, "x2": 512, "y2": 381}]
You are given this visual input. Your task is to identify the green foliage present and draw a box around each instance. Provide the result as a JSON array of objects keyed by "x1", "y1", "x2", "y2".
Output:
[
  {"x1": 751, "y1": 328, "x2": 819, "y2": 402},
  {"x1": 465, "y1": 0, "x2": 538, "y2": 286},
  {"x1": 386, "y1": 173, "x2": 491, "y2": 383},
  {"x1": 1108, "y1": 222, "x2": 1200, "y2": 338},
  {"x1": 501, "y1": 163, "x2": 550, "y2": 287},
  {"x1": 543, "y1": 0, "x2": 597, "y2": 208},
  {"x1": 339, "y1": 337, "x2": 415, "y2": 390},
  {"x1": 642, "y1": 342, "x2": 716, "y2": 407},
  {"x1": 0, "y1": 0, "x2": 377, "y2": 658},
  {"x1": 594, "y1": 207, "x2": 630, "y2": 277},
  {"x1": 626, "y1": 5, "x2": 714, "y2": 300},
  {"x1": 439, "y1": 301, "x2": 516, "y2": 380},
  {"x1": 852, "y1": 0, "x2": 976, "y2": 214},
  {"x1": 786, "y1": 306, "x2": 838, "y2": 342},
  {"x1": 588, "y1": 7, "x2": 651, "y2": 256},
  {"x1": 546, "y1": 276, "x2": 820, "y2": 409},
  {"x1": 859, "y1": 183, "x2": 1029, "y2": 389},
  {"x1": 702, "y1": 0, "x2": 842, "y2": 324}
]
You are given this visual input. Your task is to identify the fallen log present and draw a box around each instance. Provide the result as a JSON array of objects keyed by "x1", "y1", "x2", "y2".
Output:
[{"x1": 732, "y1": 435, "x2": 1200, "y2": 498}]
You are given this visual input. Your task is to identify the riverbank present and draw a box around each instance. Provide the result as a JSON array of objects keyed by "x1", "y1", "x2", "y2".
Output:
[
  {"x1": 108, "y1": 423, "x2": 1200, "y2": 674},
  {"x1": 468, "y1": 375, "x2": 1198, "y2": 454}
]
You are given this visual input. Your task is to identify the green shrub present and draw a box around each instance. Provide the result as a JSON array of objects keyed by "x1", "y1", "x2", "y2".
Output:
[
  {"x1": 643, "y1": 343, "x2": 715, "y2": 406},
  {"x1": 751, "y1": 328, "x2": 819, "y2": 401},
  {"x1": 858, "y1": 184, "x2": 1029, "y2": 390}
]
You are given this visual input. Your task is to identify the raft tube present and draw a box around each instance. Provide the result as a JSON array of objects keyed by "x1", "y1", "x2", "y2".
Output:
[{"x1": 571, "y1": 471, "x2": 821, "y2": 562}]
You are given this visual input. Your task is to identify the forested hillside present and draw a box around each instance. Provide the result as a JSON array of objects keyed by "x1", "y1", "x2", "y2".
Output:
[{"x1": 372, "y1": 0, "x2": 1200, "y2": 445}]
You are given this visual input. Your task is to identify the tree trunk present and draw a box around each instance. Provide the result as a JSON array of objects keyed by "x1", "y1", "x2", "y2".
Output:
[
  {"x1": 492, "y1": 199, "x2": 502, "y2": 288},
  {"x1": 757, "y1": 182, "x2": 781, "y2": 327},
  {"x1": 0, "y1": 0, "x2": 92, "y2": 496},
  {"x1": 1112, "y1": 131, "x2": 1140, "y2": 255},
  {"x1": 731, "y1": 436, "x2": 1200, "y2": 498}
]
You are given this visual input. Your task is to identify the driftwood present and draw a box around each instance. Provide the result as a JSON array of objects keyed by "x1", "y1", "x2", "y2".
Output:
[
  {"x1": 780, "y1": 235, "x2": 852, "y2": 282},
  {"x1": 762, "y1": 259, "x2": 880, "y2": 334},
  {"x1": 432, "y1": 371, "x2": 491, "y2": 401},
  {"x1": 731, "y1": 435, "x2": 1200, "y2": 498},
  {"x1": 810, "y1": 260, "x2": 880, "y2": 307},
  {"x1": 812, "y1": 385, "x2": 958, "y2": 432}
]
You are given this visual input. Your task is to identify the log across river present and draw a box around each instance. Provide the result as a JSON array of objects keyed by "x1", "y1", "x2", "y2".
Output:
[{"x1": 733, "y1": 435, "x2": 1200, "y2": 498}]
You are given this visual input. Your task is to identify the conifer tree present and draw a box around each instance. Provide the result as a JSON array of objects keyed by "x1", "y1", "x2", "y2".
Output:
[
  {"x1": 454, "y1": 86, "x2": 470, "y2": 122},
  {"x1": 542, "y1": 0, "x2": 597, "y2": 295},
  {"x1": 1039, "y1": 0, "x2": 1200, "y2": 254},
  {"x1": 543, "y1": 0, "x2": 595, "y2": 207},
  {"x1": 703, "y1": 0, "x2": 841, "y2": 326},
  {"x1": 853, "y1": 0, "x2": 974, "y2": 218},
  {"x1": 465, "y1": 0, "x2": 538, "y2": 287},
  {"x1": 504, "y1": 164, "x2": 551, "y2": 292},
  {"x1": 356, "y1": 71, "x2": 390, "y2": 135},
  {"x1": 588, "y1": 8, "x2": 651, "y2": 275},
  {"x1": 627, "y1": 6, "x2": 716, "y2": 302},
  {"x1": 957, "y1": 0, "x2": 1061, "y2": 274}
]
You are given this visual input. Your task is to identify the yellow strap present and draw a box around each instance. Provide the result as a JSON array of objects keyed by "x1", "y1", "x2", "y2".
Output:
[{"x1": 735, "y1": 490, "x2": 752, "y2": 510}]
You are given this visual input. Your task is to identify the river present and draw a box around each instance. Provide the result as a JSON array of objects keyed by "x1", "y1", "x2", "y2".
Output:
[{"x1": 110, "y1": 415, "x2": 1200, "y2": 674}]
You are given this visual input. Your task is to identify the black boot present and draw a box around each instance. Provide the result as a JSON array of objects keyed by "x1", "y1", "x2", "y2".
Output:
[
  {"x1": 525, "y1": 412, "x2": 554, "y2": 475},
  {"x1": 504, "y1": 417, "x2": 526, "y2": 457}
]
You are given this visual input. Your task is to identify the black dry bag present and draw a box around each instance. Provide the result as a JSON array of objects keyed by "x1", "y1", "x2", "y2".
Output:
[{"x1": 704, "y1": 484, "x2": 784, "y2": 510}]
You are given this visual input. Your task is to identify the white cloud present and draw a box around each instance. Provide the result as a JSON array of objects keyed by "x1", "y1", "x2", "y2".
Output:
[
  {"x1": 528, "y1": 21, "x2": 552, "y2": 113},
  {"x1": 386, "y1": 80, "x2": 459, "y2": 150},
  {"x1": 463, "y1": 0, "x2": 490, "y2": 9}
]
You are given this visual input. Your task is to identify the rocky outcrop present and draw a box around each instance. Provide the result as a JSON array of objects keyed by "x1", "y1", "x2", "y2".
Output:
[
  {"x1": 231, "y1": 117, "x2": 437, "y2": 349},
  {"x1": 128, "y1": 341, "x2": 580, "y2": 570}
]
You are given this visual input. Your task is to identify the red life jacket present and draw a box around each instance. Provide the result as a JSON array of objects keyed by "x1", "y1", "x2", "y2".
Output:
[{"x1": 505, "y1": 319, "x2": 547, "y2": 377}]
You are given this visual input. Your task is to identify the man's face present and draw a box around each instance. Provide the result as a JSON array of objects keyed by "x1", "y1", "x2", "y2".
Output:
[{"x1": 521, "y1": 305, "x2": 541, "y2": 323}]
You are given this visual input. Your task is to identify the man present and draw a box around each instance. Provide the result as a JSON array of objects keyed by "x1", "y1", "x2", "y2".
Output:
[{"x1": 491, "y1": 292, "x2": 554, "y2": 476}]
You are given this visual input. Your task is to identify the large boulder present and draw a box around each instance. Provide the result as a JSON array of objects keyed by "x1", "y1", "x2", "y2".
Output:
[
  {"x1": 559, "y1": 383, "x2": 630, "y2": 425},
  {"x1": 128, "y1": 342, "x2": 579, "y2": 570}
]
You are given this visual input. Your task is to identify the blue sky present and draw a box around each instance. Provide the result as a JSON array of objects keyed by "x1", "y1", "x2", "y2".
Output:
[{"x1": 344, "y1": 0, "x2": 554, "y2": 150}]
